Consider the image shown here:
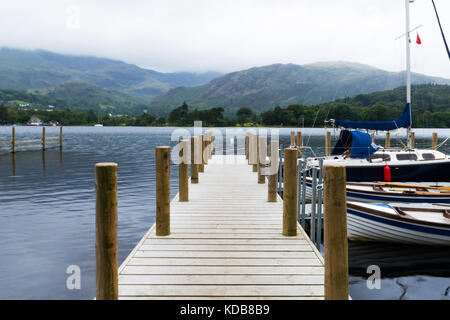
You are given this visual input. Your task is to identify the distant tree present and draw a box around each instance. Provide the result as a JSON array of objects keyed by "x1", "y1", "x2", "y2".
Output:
[
  {"x1": 236, "y1": 107, "x2": 254, "y2": 124},
  {"x1": 0, "y1": 104, "x2": 7, "y2": 124}
]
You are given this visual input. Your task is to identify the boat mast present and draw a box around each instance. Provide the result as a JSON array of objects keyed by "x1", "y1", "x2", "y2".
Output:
[{"x1": 405, "y1": 0, "x2": 412, "y2": 149}]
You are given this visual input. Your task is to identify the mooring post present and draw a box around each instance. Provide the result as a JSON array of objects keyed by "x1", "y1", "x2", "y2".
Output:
[
  {"x1": 410, "y1": 132, "x2": 415, "y2": 149},
  {"x1": 268, "y1": 140, "x2": 278, "y2": 202},
  {"x1": 251, "y1": 134, "x2": 258, "y2": 172},
  {"x1": 283, "y1": 148, "x2": 298, "y2": 236},
  {"x1": 290, "y1": 131, "x2": 295, "y2": 147},
  {"x1": 156, "y1": 146, "x2": 170, "y2": 236},
  {"x1": 199, "y1": 134, "x2": 204, "y2": 172},
  {"x1": 42, "y1": 127, "x2": 46, "y2": 151},
  {"x1": 432, "y1": 132, "x2": 438, "y2": 150},
  {"x1": 12, "y1": 126, "x2": 15, "y2": 153},
  {"x1": 297, "y1": 131, "x2": 302, "y2": 157},
  {"x1": 385, "y1": 132, "x2": 390, "y2": 148},
  {"x1": 190, "y1": 137, "x2": 199, "y2": 184},
  {"x1": 203, "y1": 137, "x2": 208, "y2": 166},
  {"x1": 326, "y1": 132, "x2": 331, "y2": 157},
  {"x1": 370, "y1": 133, "x2": 375, "y2": 142},
  {"x1": 258, "y1": 135, "x2": 266, "y2": 184},
  {"x1": 245, "y1": 135, "x2": 249, "y2": 160},
  {"x1": 323, "y1": 164, "x2": 349, "y2": 300},
  {"x1": 95, "y1": 162, "x2": 118, "y2": 300},
  {"x1": 179, "y1": 140, "x2": 189, "y2": 202},
  {"x1": 60, "y1": 126, "x2": 63, "y2": 149}
]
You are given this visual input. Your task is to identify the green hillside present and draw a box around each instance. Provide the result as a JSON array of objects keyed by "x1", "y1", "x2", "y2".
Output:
[
  {"x1": 150, "y1": 62, "x2": 450, "y2": 115},
  {"x1": 0, "y1": 48, "x2": 220, "y2": 100},
  {"x1": 0, "y1": 81, "x2": 150, "y2": 115}
]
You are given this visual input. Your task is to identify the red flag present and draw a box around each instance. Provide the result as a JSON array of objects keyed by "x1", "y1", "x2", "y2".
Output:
[{"x1": 416, "y1": 33, "x2": 422, "y2": 45}]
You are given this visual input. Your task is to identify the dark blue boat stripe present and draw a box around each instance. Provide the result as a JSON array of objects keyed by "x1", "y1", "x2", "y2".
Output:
[{"x1": 348, "y1": 208, "x2": 450, "y2": 237}]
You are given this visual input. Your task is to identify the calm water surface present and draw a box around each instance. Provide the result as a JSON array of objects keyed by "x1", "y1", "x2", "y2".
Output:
[{"x1": 0, "y1": 126, "x2": 449, "y2": 299}]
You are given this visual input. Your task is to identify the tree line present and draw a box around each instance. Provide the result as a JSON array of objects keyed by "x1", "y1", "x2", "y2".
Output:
[{"x1": 1, "y1": 84, "x2": 449, "y2": 127}]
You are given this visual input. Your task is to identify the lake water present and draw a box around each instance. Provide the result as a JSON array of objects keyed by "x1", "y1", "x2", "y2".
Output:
[{"x1": 0, "y1": 126, "x2": 449, "y2": 300}]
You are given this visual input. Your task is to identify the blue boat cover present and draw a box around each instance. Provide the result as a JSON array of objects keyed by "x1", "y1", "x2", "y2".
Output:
[
  {"x1": 334, "y1": 103, "x2": 412, "y2": 131},
  {"x1": 350, "y1": 131, "x2": 381, "y2": 159}
]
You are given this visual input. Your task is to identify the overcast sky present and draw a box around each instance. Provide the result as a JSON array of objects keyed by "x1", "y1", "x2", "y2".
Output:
[{"x1": 1, "y1": 0, "x2": 449, "y2": 78}]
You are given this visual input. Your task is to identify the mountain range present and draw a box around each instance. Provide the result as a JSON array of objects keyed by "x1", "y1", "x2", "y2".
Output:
[
  {"x1": 1, "y1": 48, "x2": 449, "y2": 116},
  {"x1": 0, "y1": 48, "x2": 221, "y2": 100},
  {"x1": 150, "y1": 62, "x2": 450, "y2": 115}
]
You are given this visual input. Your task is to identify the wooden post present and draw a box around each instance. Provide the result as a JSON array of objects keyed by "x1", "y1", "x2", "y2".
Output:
[
  {"x1": 12, "y1": 126, "x2": 15, "y2": 153},
  {"x1": 323, "y1": 164, "x2": 348, "y2": 300},
  {"x1": 203, "y1": 138, "x2": 208, "y2": 165},
  {"x1": 95, "y1": 162, "x2": 118, "y2": 300},
  {"x1": 283, "y1": 148, "x2": 298, "y2": 236},
  {"x1": 199, "y1": 134, "x2": 204, "y2": 173},
  {"x1": 245, "y1": 135, "x2": 249, "y2": 160},
  {"x1": 156, "y1": 146, "x2": 170, "y2": 236},
  {"x1": 190, "y1": 137, "x2": 199, "y2": 184},
  {"x1": 268, "y1": 140, "x2": 278, "y2": 202},
  {"x1": 179, "y1": 140, "x2": 189, "y2": 202},
  {"x1": 258, "y1": 136, "x2": 266, "y2": 184},
  {"x1": 410, "y1": 132, "x2": 415, "y2": 149},
  {"x1": 42, "y1": 127, "x2": 46, "y2": 151},
  {"x1": 251, "y1": 134, "x2": 258, "y2": 172},
  {"x1": 209, "y1": 132, "x2": 213, "y2": 159},
  {"x1": 370, "y1": 133, "x2": 375, "y2": 142},
  {"x1": 59, "y1": 126, "x2": 63, "y2": 149},
  {"x1": 297, "y1": 131, "x2": 302, "y2": 157},
  {"x1": 432, "y1": 132, "x2": 438, "y2": 150},
  {"x1": 290, "y1": 131, "x2": 295, "y2": 147},
  {"x1": 326, "y1": 131, "x2": 331, "y2": 157},
  {"x1": 385, "y1": 132, "x2": 390, "y2": 149}
]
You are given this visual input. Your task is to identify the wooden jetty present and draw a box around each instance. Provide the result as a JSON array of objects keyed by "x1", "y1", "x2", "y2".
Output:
[
  {"x1": 95, "y1": 132, "x2": 350, "y2": 300},
  {"x1": 118, "y1": 155, "x2": 325, "y2": 300}
]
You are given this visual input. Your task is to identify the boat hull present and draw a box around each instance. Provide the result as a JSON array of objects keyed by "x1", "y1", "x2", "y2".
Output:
[
  {"x1": 347, "y1": 203, "x2": 450, "y2": 246},
  {"x1": 345, "y1": 160, "x2": 450, "y2": 182}
]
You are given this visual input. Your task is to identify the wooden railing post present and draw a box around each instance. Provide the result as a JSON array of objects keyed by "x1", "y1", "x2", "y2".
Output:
[
  {"x1": 432, "y1": 132, "x2": 438, "y2": 150},
  {"x1": 179, "y1": 140, "x2": 189, "y2": 202},
  {"x1": 199, "y1": 134, "x2": 204, "y2": 173},
  {"x1": 60, "y1": 126, "x2": 63, "y2": 149},
  {"x1": 268, "y1": 140, "x2": 278, "y2": 202},
  {"x1": 326, "y1": 132, "x2": 331, "y2": 157},
  {"x1": 297, "y1": 131, "x2": 302, "y2": 157},
  {"x1": 156, "y1": 146, "x2": 170, "y2": 236},
  {"x1": 190, "y1": 137, "x2": 199, "y2": 184},
  {"x1": 250, "y1": 133, "x2": 258, "y2": 172},
  {"x1": 245, "y1": 135, "x2": 249, "y2": 160},
  {"x1": 410, "y1": 132, "x2": 415, "y2": 149},
  {"x1": 323, "y1": 164, "x2": 348, "y2": 300},
  {"x1": 12, "y1": 126, "x2": 15, "y2": 153},
  {"x1": 370, "y1": 133, "x2": 375, "y2": 142},
  {"x1": 258, "y1": 135, "x2": 266, "y2": 184},
  {"x1": 42, "y1": 127, "x2": 46, "y2": 151},
  {"x1": 95, "y1": 162, "x2": 118, "y2": 300},
  {"x1": 290, "y1": 131, "x2": 295, "y2": 147},
  {"x1": 385, "y1": 132, "x2": 390, "y2": 149},
  {"x1": 283, "y1": 148, "x2": 298, "y2": 236}
]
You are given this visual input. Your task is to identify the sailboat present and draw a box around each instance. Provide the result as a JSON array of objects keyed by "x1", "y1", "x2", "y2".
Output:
[{"x1": 309, "y1": 0, "x2": 450, "y2": 182}]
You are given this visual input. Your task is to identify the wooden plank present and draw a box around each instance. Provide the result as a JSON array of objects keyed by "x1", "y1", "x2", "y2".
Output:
[
  {"x1": 134, "y1": 250, "x2": 317, "y2": 259},
  {"x1": 119, "y1": 285, "x2": 324, "y2": 296},
  {"x1": 119, "y1": 274, "x2": 324, "y2": 285},
  {"x1": 127, "y1": 258, "x2": 322, "y2": 266},
  {"x1": 121, "y1": 266, "x2": 324, "y2": 275},
  {"x1": 144, "y1": 239, "x2": 310, "y2": 245},
  {"x1": 138, "y1": 244, "x2": 314, "y2": 251}
]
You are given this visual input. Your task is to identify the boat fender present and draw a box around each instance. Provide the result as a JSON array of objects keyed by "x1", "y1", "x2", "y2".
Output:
[{"x1": 384, "y1": 165, "x2": 391, "y2": 182}]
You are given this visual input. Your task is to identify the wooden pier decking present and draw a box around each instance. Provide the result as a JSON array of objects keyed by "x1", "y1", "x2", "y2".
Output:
[{"x1": 117, "y1": 154, "x2": 325, "y2": 300}]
